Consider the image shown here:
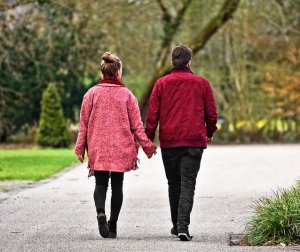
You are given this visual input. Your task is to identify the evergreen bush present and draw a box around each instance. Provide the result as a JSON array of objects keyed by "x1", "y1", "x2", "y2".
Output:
[{"x1": 36, "y1": 83, "x2": 71, "y2": 147}]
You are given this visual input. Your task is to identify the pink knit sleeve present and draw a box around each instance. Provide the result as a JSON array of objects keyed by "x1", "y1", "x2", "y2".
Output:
[
  {"x1": 127, "y1": 93, "x2": 157, "y2": 158},
  {"x1": 75, "y1": 91, "x2": 93, "y2": 156}
]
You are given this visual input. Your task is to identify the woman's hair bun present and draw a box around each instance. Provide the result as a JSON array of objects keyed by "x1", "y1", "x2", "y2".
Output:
[{"x1": 102, "y1": 52, "x2": 115, "y2": 63}]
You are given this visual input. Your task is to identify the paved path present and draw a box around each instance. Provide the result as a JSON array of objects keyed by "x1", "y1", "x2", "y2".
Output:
[{"x1": 1, "y1": 145, "x2": 300, "y2": 252}]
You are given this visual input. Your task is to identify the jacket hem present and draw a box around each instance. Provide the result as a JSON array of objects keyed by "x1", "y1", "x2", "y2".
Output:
[{"x1": 160, "y1": 139, "x2": 207, "y2": 149}]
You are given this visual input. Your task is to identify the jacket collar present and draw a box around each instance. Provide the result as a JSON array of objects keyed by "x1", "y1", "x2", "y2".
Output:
[
  {"x1": 99, "y1": 76, "x2": 125, "y2": 86},
  {"x1": 170, "y1": 65, "x2": 193, "y2": 74}
]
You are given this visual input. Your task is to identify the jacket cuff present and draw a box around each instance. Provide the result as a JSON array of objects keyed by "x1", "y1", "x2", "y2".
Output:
[
  {"x1": 207, "y1": 132, "x2": 214, "y2": 138},
  {"x1": 143, "y1": 143, "x2": 157, "y2": 157},
  {"x1": 75, "y1": 148, "x2": 85, "y2": 156},
  {"x1": 145, "y1": 129, "x2": 155, "y2": 142}
]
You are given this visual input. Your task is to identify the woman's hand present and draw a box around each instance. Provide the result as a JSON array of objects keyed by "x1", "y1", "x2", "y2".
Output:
[
  {"x1": 77, "y1": 154, "x2": 84, "y2": 163},
  {"x1": 147, "y1": 148, "x2": 157, "y2": 158}
]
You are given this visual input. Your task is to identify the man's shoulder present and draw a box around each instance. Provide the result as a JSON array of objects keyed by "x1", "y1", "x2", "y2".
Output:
[
  {"x1": 158, "y1": 72, "x2": 209, "y2": 83},
  {"x1": 190, "y1": 73, "x2": 209, "y2": 83},
  {"x1": 156, "y1": 74, "x2": 170, "y2": 83}
]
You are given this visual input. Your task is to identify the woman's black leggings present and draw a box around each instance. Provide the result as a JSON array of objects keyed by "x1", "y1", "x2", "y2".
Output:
[{"x1": 94, "y1": 171, "x2": 124, "y2": 222}]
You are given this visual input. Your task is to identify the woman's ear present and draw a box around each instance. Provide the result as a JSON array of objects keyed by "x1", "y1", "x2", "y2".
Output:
[
  {"x1": 117, "y1": 69, "x2": 122, "y2": 79},
  {"x1": 187, "y1": 60, "x2": 192, "y2": 68}
]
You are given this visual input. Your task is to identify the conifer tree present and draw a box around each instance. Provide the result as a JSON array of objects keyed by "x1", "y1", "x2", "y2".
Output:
[{"x1": 36, "y1": 83, "x2": 71, "y2": 147}]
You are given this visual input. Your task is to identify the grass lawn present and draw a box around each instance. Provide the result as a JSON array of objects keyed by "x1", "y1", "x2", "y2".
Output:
[{"x1": 0, "y1": 148, "x2": 78, "y2": 181}]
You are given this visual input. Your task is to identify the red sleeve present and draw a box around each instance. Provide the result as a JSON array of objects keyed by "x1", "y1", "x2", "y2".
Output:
[
  {"x1": 204, "y1": 81, "x2": 218, "y2": 138},
  {"x1": 75, "y1": 91, "x2": 93, "y2": 156},
  {"x1": 145, "y1": 81, "x2": 161, "y2": 141}
]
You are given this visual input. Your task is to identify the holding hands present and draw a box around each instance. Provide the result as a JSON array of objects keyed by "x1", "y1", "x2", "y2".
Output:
[
  {"x1": 143, "y1": 140, "x2": 157, "y2": 159},
  {"x1": 147, "y1": 147, "x2": 157, "y2": 158}
]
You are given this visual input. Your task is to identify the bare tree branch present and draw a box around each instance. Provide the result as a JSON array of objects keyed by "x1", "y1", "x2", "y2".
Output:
[
  {"x1": 140, "y1": 0, "x2": 240, "y2": 117},
  {"x1": 174, "y1": 0, "x2": 193, "y2": 25},
  {"x1": 140, "y1": 0, "x2": 193, "y2": 116},
  {"x1": 0, "y1": 86, "x2": 23, "y2": 97},
  {"x1": 156, "y1": 0, "x2": 172, "y2": 21},
  {"x1": 0, "y1": 0, "x2": 36, "y2": 11},
  {"x1": 190, "y1": 0, "x2": 240, "y2": 54},
  {"x1": 156, "y1": 0, "x2": 193, "y2": 68},
  {"x1": 274, "y1": 0, "x2": 284, "y2": 8}
]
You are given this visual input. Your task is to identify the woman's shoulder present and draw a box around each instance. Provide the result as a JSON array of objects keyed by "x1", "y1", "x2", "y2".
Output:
[
  {"x1": 83, "y1": 84, "x2": 136, "y2": 100},
  {"x1": 123, "y1": 88, "x2": 139, "y2": 103},
  {"x1": 84, "y1": 85, "x2": 98, "y2": 97},
  {"x1": 123, "y1": 86, "x2": 134, "y2": 95},
  {"x1": 110, "y1": 85, "x2": 136, "y2": 99}
]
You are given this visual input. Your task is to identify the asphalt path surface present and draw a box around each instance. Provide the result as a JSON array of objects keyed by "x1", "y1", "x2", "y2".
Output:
[{"x1": 1, "y1": 145, "x2": 300, "y2": 252}]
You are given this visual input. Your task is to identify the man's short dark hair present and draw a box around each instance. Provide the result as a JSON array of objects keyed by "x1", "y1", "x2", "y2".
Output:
[{"x1": 171, "y1": 45, "x2": 193, "y2": 67}]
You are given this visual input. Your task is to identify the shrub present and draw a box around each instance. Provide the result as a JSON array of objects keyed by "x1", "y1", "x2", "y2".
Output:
[
  {"x1": 36, "y1": 83, "x2": 71, "y2": 147},
  {"x1": 242, "y1": 187, "x2": 300, "y2": 246}
]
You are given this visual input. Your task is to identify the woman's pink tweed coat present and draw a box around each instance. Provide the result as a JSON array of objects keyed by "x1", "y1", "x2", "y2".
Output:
[{"x1": 75, "y1": 82, "x2": 156, "y2": 173}]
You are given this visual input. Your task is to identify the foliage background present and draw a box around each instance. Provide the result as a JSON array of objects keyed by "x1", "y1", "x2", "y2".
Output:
[{"x1": 0, "y1": 0, "x2": 299, "y2": 144}]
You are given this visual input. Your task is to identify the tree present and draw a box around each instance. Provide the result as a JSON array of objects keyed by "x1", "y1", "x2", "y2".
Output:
[
  {"x1": 0, "y1": 1, "x2": 98, "y2": 140},
  {"x1": 195, "y1": 0, "x2": 300, "y2": 142},
  {"x1": 0, "y1": 0, "x2": 36, "y2": 12},
  {"x1": 0, "y1": 87, "x2": 23, "y2": 141},
  {"x1": 36, "y1": 83, "x2": 71, "y2": 147},
  {"x1": 139, "y1": 0, "x2": 241, "y2": 117},
  {"x1": 2, "y1": 0, "x2": 298, "y2": 143}
]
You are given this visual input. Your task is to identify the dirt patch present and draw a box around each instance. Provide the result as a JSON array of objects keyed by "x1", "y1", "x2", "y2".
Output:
[
  {"x1": 0, "y1": 181, "x2": 34, "y2": 202},
  {"x1": 229, "y1": 233, "x2": 244, "y2": 246},
  {"x1": 0, "y1": 181, "x2": 33, "y2": 192},
  {"x1": 0, "y1": 143, "x2": 37, "y2": 149}
]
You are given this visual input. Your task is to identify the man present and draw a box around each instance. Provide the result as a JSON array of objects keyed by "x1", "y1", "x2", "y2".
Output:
[{"x1": 145, "y1": 45, "x2": 218, "y2": 241}]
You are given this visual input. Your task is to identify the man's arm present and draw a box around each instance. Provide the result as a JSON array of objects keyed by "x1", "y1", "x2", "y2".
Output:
[
  {"x1": 145, "y1": 81, "x2": 161, "y2": 141},
  {"x1": 204, "y1": 81, "x2": 218, "y2": 139}
]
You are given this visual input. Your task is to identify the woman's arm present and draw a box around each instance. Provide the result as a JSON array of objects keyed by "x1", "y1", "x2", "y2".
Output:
[
  {"x1": 127, "y1": 92, "x2": 157, "y2": 158},
  {"x1": 75, "y1": 91, "x2": 93, "y2": 160}
]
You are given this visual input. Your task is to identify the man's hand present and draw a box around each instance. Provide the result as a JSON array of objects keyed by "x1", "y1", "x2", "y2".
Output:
[
  {"x1": 206, "y1": 137, "x2": 213, "y2": 144},
  {"x1": 77, "y1": 154, "x2": 84, "y2": 163}
]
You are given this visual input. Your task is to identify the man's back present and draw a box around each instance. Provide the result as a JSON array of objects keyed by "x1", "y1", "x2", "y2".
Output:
[
  {"x1": 146, "y1": 44, "x2": 218, "y2": 241},
  {"x1": 146, "y1": 67, "x2": 217, "y2": 148}
]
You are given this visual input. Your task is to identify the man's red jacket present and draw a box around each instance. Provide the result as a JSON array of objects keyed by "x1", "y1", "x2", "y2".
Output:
[{"x1": 145, "y1": 67, "x2": 218, "y2": 148}]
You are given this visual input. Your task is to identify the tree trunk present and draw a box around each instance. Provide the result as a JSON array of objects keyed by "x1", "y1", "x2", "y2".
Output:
[{"x1": 140, "y1": 0, "x2": 240, "y2": 120}]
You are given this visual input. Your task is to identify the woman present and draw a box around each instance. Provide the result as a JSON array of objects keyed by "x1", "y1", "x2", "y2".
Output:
[{"x1": 75, "y1": 52, "x2": 156, "y2": 239}]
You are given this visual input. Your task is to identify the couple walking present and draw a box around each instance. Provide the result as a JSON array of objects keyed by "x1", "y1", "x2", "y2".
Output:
[{"x1": 75, "y1": 45, "x2": 218, "y2": 241}]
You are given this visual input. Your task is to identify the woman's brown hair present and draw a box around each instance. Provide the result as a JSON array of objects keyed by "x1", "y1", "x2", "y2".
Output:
[{"x1": 101, "y1": 52, "x2": 122, "y2": 77}]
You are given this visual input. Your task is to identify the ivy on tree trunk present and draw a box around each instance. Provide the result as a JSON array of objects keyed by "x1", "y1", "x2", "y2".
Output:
[{"x1": 139, "y1": 0, "x2": 240, "y2": 120}]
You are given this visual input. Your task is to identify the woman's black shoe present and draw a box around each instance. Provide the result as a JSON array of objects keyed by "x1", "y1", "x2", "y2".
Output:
[
  {"x1": 108, "y1": 220, "x2": 117, "y2": 238},
  {"x1": 171, "y1": 227, "x2": 178, "y2": 236},
  {"x1": 97, "y1": 213, "x2": 109, "y2": 238}
]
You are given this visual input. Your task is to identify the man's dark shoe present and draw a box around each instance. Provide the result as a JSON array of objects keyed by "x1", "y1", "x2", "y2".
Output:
[
  {"x1": 178, "y1": 228, "x2": 193, "y2": 241},
  {"x1": 108, "y1": 220, "x2": 117, "y2": 238},
  {"x1": 97, "y1": 213, "x2": 109, "y2": 238},
  {"x1": 171, "y1": 227, "x2": 178, "y2": 237}
]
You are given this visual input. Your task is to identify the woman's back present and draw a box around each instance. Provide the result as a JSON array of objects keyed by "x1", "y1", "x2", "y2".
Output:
[
  {"x1": 75, "y1": 51, "x2": 156, "y2": 239},
  {"x1": 77, "y1": 82, "x2": 142, "y2": 172}
]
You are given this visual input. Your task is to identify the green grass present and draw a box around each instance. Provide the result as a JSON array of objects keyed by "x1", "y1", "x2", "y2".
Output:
[
  {"x1": 242, "y1": 187, "x2": 300, "y2": 246},
  {"x1": 0, "y1": 149, "x2": 78, "y2": 181}
]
